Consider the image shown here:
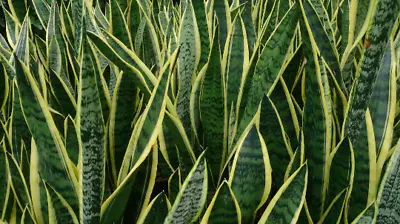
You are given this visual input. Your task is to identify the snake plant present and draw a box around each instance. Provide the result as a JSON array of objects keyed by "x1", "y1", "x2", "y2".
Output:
[{"x1": 0, "y1": 0, "x2": 399, "y2": 223}]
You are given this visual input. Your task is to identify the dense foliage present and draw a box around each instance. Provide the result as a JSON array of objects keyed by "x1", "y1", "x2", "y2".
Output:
[{"x1": 0, "y1": 0, "x2": 399, "y2": 223}]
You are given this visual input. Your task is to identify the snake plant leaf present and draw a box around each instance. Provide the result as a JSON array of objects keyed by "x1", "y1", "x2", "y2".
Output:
[
  {"x1": 135, "y1": 0, "x2": 162, "y2": 69},
  {"x1": 94, "y1": 4, "x2": 109, "y2": 30},
  {"x1": 164, "y1": 152, "x2": 208, "y2": 224},
  {"x1": 47, "y1": 3, "x2": 73, "y2": 98},
  {"x1": 193, "y1": 0, "x2": 210, "y2": 68},
  {"x1": 77, "y1": 37, "x2": 106, "y2": 223},
  {"x1": 49, "y1": 69, "x2": 76, "y2": 118},
  {"x1": 101, "y1": 63, "x2": 170, "y2": 223},
  {"x1": 229, "y1": 125, "x2": 272, "y2": 223},
  {"x1": 72, "y1": 0, "x2": 84, "y2": 52},
  {"x1": 339, "y1": 0, "x2": 349, "y2": 56},
  {"x1": 6, "y1": 153, "x2": 30, "y2": 210},
  {"x1": 127, "y1": 0, "x2": 140, "y2": 41},
  {"x1": 344, "y1": 0, "x2": 399, "y2": 144},
  {"x1": 2, "y1": 185, "x2": 14, "y2": 222},
  {"x1": 140, "y1": 21, "x2": 157, "y2": 70},
  {"x1": 201, "y1": 180, "x2": 241, "y2": 224},
  {"x1": 135, "y1": 19, "x2": 146, "y2": 54},
  {"x1": 10, "y1": 15, "x2": 30, "y2": 67},
  {"x1": 321, "y1": 189, "x2": 347, "y2": 224},
  {"x1": 352, "y1": 202, "x2": 376, "y2": 224},
  {"x1": 0, "y1": 44, "x2": 11, "y2": 60},
  {"x1": 0, "y1": 34, "x2": 10, "y2": 51},
  {"x1": 158, "y1": 10, "x2": 169, "y2": 36},
  {"x1": 375, "y1": 142, "x2": 400, "y2": 223},
  {"x1": 352, "y1": 0, "x2": 372, "y2": 46},
  {"x1": 258, "y1": 163, "x2": 308, "y2": 224},
  {"x1": 270, "y1": 78, "x2": 300, "y2": 151},
  {"x1": 369, "y1": 44, "x2": 392, "y2": 154},
  {"x1": 348, "y1": 112, "x2": 374, "y2": 221},
  {"x1": 0, "y1": 53, "x2": 15, "y2": 80},
  {"x1": 226, "y1": 14, "x2": 247, "y2": 112},
  {"x1": 87, "y1": 30, "x2": 153, "y2": 94},
  {"x1": 44, "y1": 183, "x2": 78, "y2": 223},
  {"x1": 7, "y1": 0, "x2": 27, "y2": 26},
  {"x1": 259, "y1": 95, "x2": 292, "y2": 187},
  {"x1": 110, "y1": 0, "x2": 133, "y2": 49},
  {"x1": 213, "y1": 0, "x2": 230, "y2": 51},
  {"x1": 344, "y1": 0, "x2": 399, "y2": 218},
  {"x1": 8, "y1": 199, "x2": 23, "y2": 224},
  {"x1": 118, "y1": 63, "x2": 171, "y2": 182},
  {"x1": 31, "y1": 0, "x2": 50, "y2": 30},
  {"x1": 168, "y1": 168, "x2": 181, "y2": 203},
  {"x1": 301, "y1": 0, "x2": 345, "y2": 94},
  {"x1": 163, "y1": 112, "x2": 196, "y2": 178},
  {"x1": 48, "y1": 36, "x2": 62, "y2": 75},
  {"x1": 200, "y1": 27, "x2": 225, "y2": 185},
  {"x1": 0, "y1": 143, "x2": 7, "y2": 216},
  {"x1": 261, "y1": 0, "x2": 280, "y2": 43},
  {"x1": 238, "y1": 1, "x2": 255, "y2": 54},
  {"x1": 101, "y1": 149, "x2": 155, "y2": 223},
  {"x1": 14, "y1": 58, "x2": 79, "y2": 220},
  {"x1": 281, "y1": 45, "x2": 303, "y2": 92},
  {"x1": 123, "y1": 143, "x2": 159, "y2": 223},
  {"x1": 189, "y1": 60, "x2": 207, "y2": 142},
  {"x1": 64, "y1": 116, "x2": 79, "y2": 165},
  {"x1": 302, "y1": 35, "x2": 331, "y2": 222},
  {"x1": 137, "y1": 192, "x2": 170, "y2": 224},
  {"x1": 109, "y1": 70, "x2": 138, "y2": 182},
  {"x1": 237, "y1": 3, "x2": 299, "y2": 141},
  {"x1": 11, "y1": 83, "x2": 30, "y2": 164},
  {"x1": 20, "y1": 205, "x2": 34, "y2": 224},
  {"x1": 47, "y1": 26, "x2": 76, "y2": 116},
  {"x1": 327, "y1": 138, "x2": 354, "y2": 207},
  {"x1": 285, "y1": 146, "x2": 302, "y2": 179},
  {"x1": 2, "y1": 7, "x2": 18, "y2": 48},
  {"x1": 308, "y1": 0, "x2": 337, "y2": 47},
  {"x1": 176, "y1": 0, "x2": 200, "y2": 135},
  {"x1": 277, "y1": 0, "x2": 290, "y2": 22}
]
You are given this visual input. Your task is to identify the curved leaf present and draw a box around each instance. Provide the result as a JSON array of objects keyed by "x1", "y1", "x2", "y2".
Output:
[
  {"x1": 15, "y1": 58, "x2": 79, "y2": 221},
  {"x1": 201, "y1": 180, "x2": 241, "y2": 224},
  {"x1": 101, "y1": 62, "x2": 170, "y2": 223},
  {"x1": 376, "y1": 143, "x2": 400, "y2": 223},
  {"x1": 77, "y1": 39, "x2": 106, "y2": 223},
  {"x1": 200, "y1": 28, "x2": 225, "y2": 185},
  {"x1": 259, "y1": 95, "x2": 292, "y2": 187},
  {"x1": 164, "y1": 152, "x2": 208, "y2": 224},
  {"x1": 237, "y1": 3, "x2": 299, "y2": 141},
  {"x1": 229, "y1": 125, "x2": 272, "y2": 223},
  {"x1": 258, "y1": 163, "x2": 308, "y2": 224},
  {"x1": 137, "y1": 192, "x2": 170, "y2": 224},
  {"x1": 176, "y1": 0, "x2": 200, "y2": 134}
]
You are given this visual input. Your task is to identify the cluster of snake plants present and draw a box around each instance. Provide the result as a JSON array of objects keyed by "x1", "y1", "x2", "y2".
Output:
[{"x1": 0, "y1": 0, "x2": 399, "y2": 223}]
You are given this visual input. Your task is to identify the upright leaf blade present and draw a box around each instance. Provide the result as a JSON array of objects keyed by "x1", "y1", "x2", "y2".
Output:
[
  {"x1": 77, "y1": 38, "x2": 106, "y2": 223},
  {"x1": 376, "y1": 143, "x2": 400, "y2": 223},
  {"x1": 201, "y1": 181, "x2": 241, "y2": 224},
  {"x1": 259, "y1": 95, "x2": 291, "y2": 187},
  {"x1": 15, "y1": 58, "x2": 79, "y2": 222},
  {"x1": 101, "y1": 63, "x2": 170, "y2": 223},
  {"x1": 164, "y1": 153, "x2": 208, "y2": 224},
  {"x1": 237, "y1": 4, "x2": 299, "y2": 141},
  {"x1": 137, "y1": 192, "x2": 170, "y2": 224},
  {"x1": 200, "y1": 28, "x2": 225, "y2": 184},
  {"x1": 258, "y1": 164, "x2": 308, "y2": 224},
  {"x1": 229, "y1": 125, "x2": 272, "y2": 223},
  {"x1": 344, "y1": 0, "x2": 399, "y2": 143},
  {"x1": 176, "y1": 0, "x2": 200, "y2": 134}
]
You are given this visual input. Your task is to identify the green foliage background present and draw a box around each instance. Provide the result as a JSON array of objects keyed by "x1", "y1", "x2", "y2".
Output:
[{"x1": 0, "y1": 0, "x2": 399, "y2": 223}]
